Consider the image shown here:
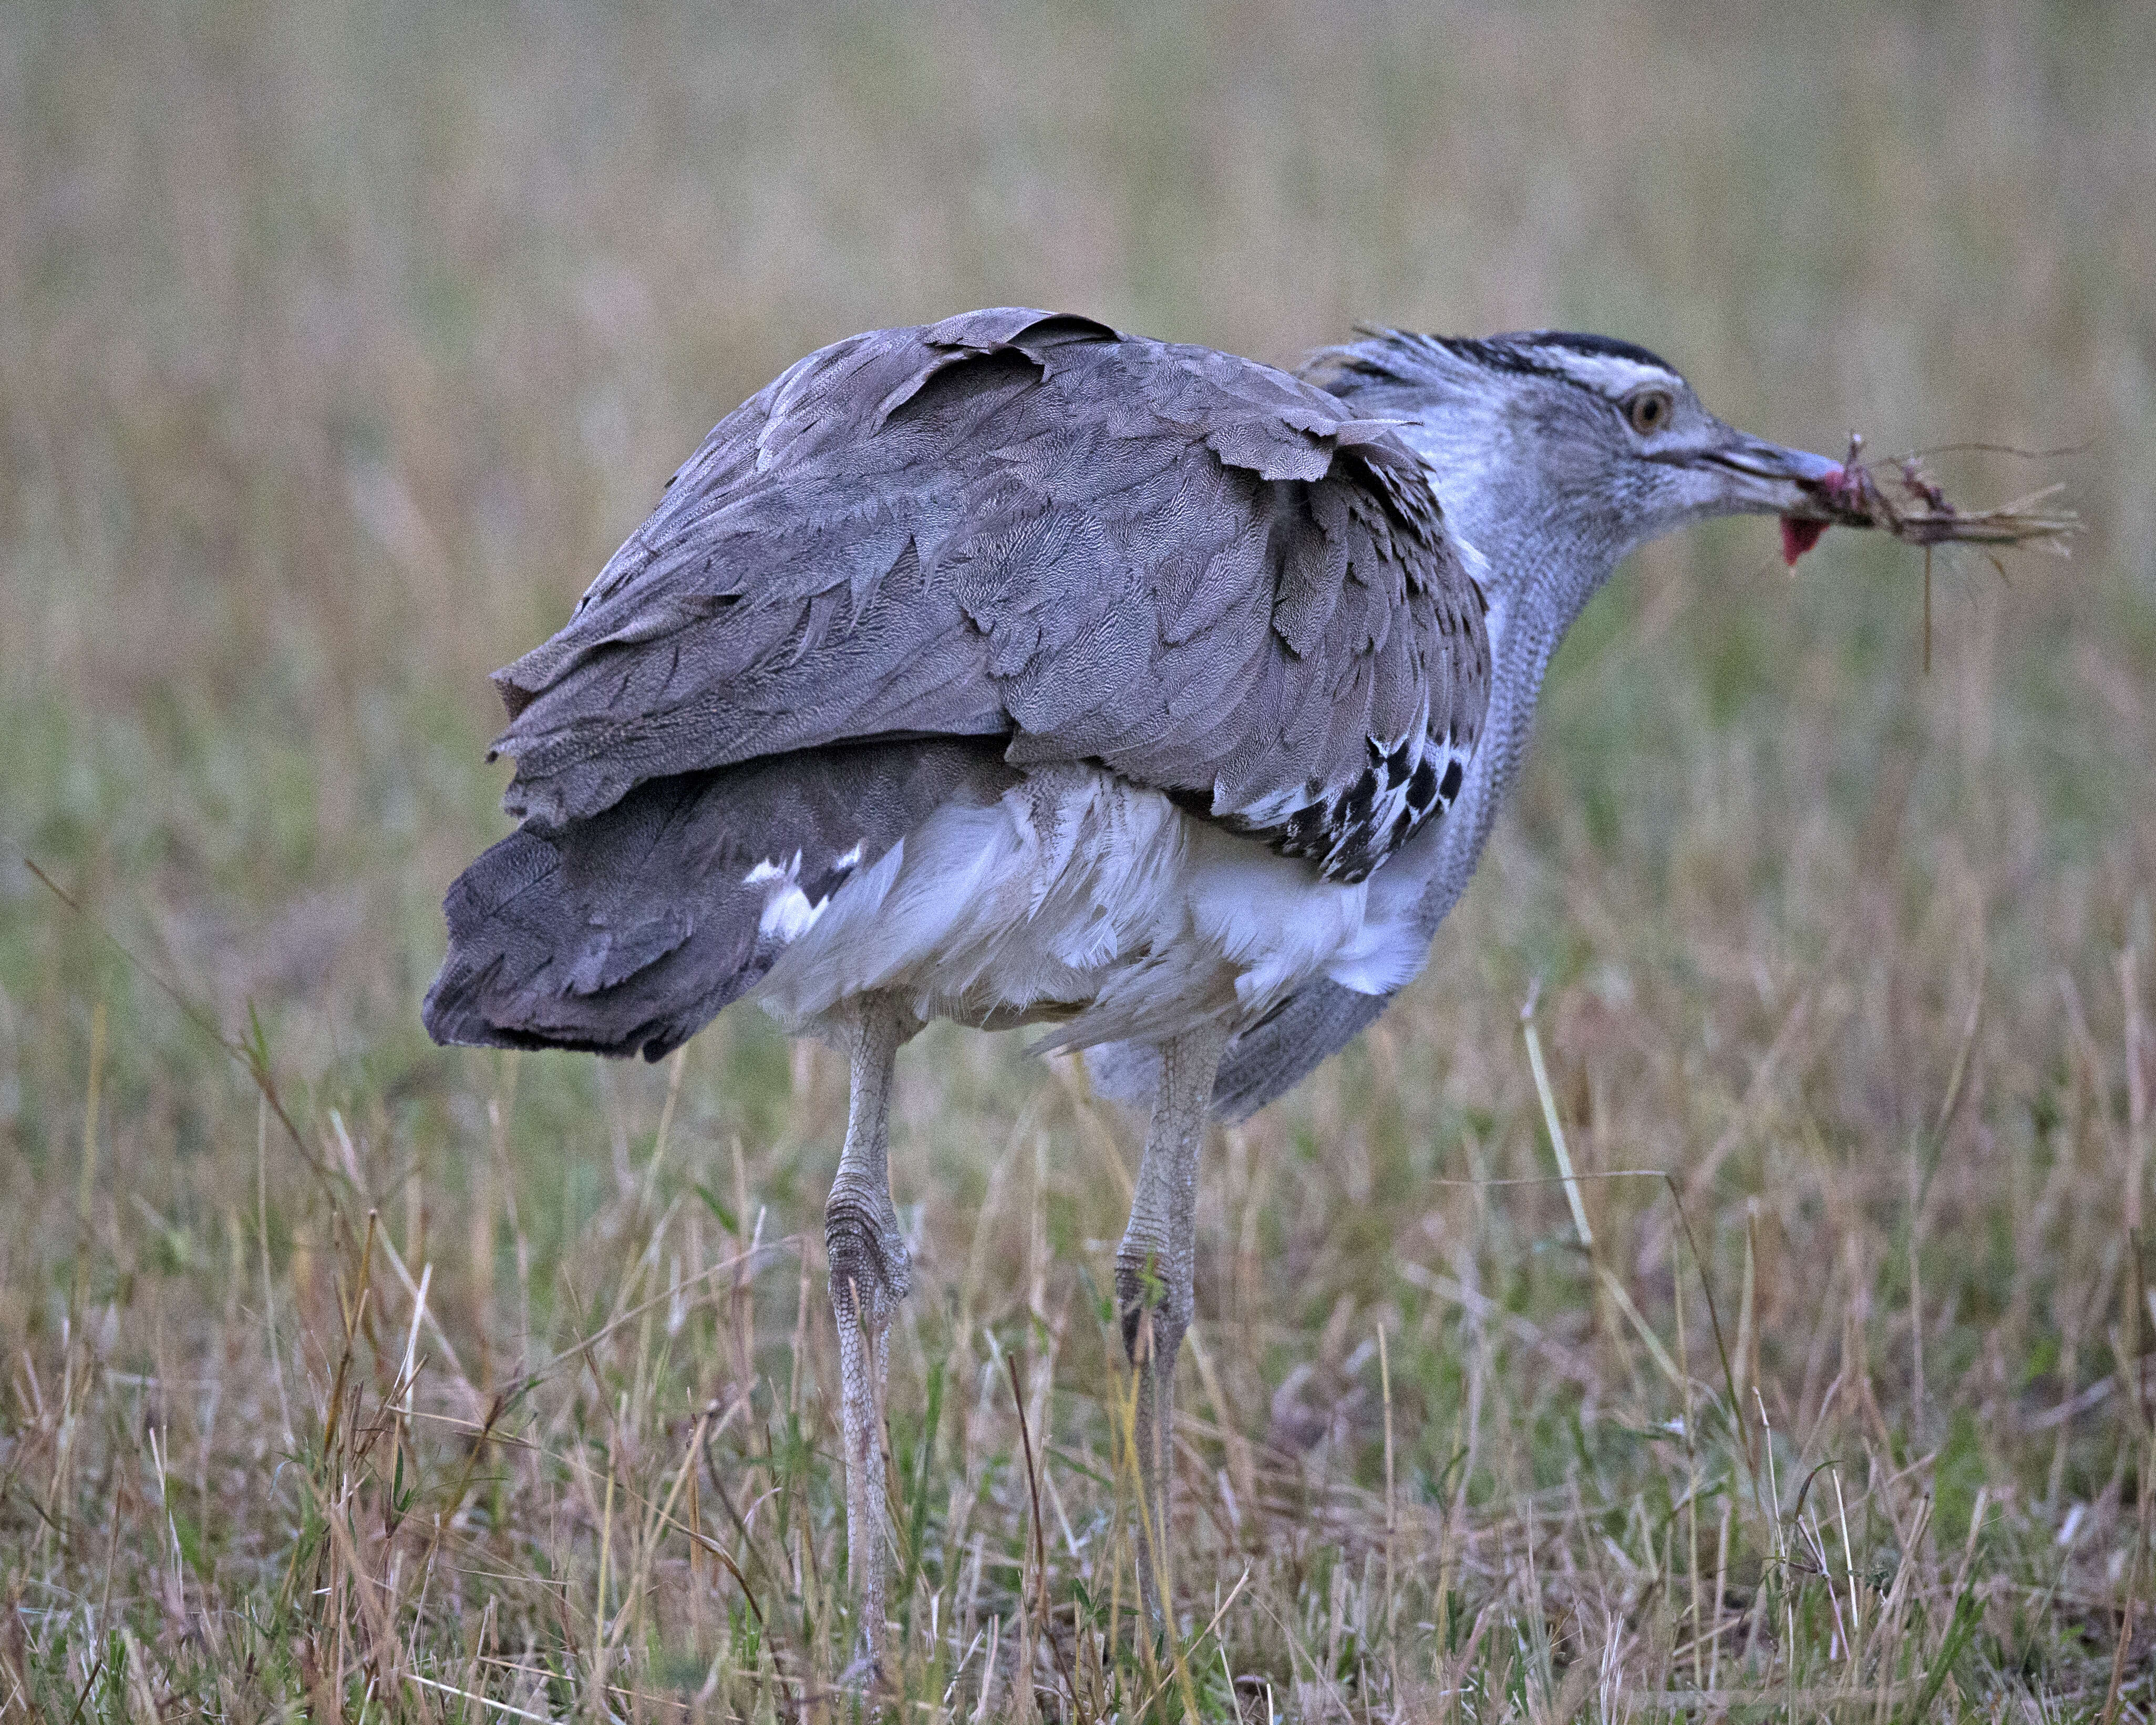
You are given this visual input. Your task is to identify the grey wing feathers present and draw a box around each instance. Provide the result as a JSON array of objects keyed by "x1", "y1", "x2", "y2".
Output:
[
  {"x1": 491, "y1": 307, "x2": 1489, "y2": 884},
  {"x1": 423, "y1": 740, "x2": 1017, "y2": 1060}
]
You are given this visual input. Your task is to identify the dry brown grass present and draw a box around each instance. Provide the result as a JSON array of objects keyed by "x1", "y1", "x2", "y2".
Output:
[{"x1": 3, "y1": 2, "x2": 2154, "y2": 1718}]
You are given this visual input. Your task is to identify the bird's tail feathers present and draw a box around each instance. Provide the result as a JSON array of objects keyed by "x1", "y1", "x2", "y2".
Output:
[{"x1": 422, "y1": 739, "x2": 1016, "y2": 1061}]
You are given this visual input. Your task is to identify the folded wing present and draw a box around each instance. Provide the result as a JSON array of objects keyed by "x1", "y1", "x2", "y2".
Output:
[{"x1": 491, "y1": 308, "x2": 1490, "y2": 884}]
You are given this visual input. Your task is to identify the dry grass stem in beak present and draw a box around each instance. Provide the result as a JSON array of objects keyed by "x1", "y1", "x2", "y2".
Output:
[
  {"x1": 1780, "y1": 433, "x2": 2078, "y2": 567},
  {"x1": 1779, "y1": 436, "x2": 2079, "y2": 675}
]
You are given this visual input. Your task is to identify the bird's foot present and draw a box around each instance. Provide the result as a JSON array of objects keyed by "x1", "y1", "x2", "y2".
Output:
[{"x1": 833, "y1": 1643, "x2": 895, "y2": 1700}]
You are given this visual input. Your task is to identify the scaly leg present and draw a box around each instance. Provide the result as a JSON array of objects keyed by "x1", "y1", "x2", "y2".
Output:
[
  {"x1": 1113, "y1": 1021, "x2": 1228, "y2": 1629},
  {"x1": 823, "y1": 993, "x2": 917, "y2": 1681}
]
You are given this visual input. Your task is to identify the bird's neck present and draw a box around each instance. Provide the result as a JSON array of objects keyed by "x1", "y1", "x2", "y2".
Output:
[
  {"x1": 1384, "y1": 515, "x2": 1620, "y2": 940},
  {"x1": 1473, "y1": 525, "x2": 1608, "y2": 811}
]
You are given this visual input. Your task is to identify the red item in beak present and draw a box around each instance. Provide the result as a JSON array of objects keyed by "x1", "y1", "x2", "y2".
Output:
[
  {"x1": 1780, "y1": 516, "x2": 1828, "y2": 566},
  {"x1": 1780, "y1": 460, "x2": 1860, "y2": 565}
]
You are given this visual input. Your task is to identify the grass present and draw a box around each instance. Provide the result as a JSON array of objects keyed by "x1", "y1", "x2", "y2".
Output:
[{"x1": 3, "y1": 0, "x2": 2155, "y2": 1717}]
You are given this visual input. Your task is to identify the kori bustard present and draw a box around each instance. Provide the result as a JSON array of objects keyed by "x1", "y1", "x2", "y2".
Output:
[{"x1": 425, "y1": 307, "x2": 1850, "y2": 1671}]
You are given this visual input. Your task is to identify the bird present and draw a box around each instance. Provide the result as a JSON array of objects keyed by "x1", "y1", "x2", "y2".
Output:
[{"x1": 422, "y1": 305, "x2": 1845, "y2": 1673}]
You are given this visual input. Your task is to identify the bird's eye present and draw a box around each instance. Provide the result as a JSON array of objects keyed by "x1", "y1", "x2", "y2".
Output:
[{"x1": 1625, "y1": 389, "x2": 1674, "y2": 436}]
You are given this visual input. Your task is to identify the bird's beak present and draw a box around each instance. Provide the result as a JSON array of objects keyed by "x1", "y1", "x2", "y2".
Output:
[{"x1": 1687, "y1": 431, "x2": 1848, "y2": 517}]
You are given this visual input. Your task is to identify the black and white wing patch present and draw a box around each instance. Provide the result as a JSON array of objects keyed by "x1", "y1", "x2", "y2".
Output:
[{"x1": 1209, "y1": 723, "x2": 1474, "y2": 882}]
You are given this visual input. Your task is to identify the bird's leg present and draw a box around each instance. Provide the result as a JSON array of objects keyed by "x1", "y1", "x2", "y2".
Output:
[
  {"x1": 1113, "y1": 1020, "x2": 1229, "y2": 1629},
  {"x1": 824, "y1": 993, "x2": 918, "y2": 1682}
]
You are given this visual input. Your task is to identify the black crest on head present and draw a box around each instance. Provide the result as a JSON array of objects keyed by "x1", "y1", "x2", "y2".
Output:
[
  {"x1": 1304, "y1": 327, "x2": 1679, "y2": 402},
  {"x1": 1509, "y1": 330, "x2": 1675, "y2": 370},
  {"x1": 1439, "y1": 330, "x2": 1677, "y2": 382}
]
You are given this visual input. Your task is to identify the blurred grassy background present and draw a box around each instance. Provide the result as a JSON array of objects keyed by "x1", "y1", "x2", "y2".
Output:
[{"x1": 3, "y1": 1, "x2": 2154, "y2": 1717}]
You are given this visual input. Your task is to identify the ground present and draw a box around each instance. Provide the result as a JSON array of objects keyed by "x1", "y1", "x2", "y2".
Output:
[{"x1": 2, "y1": 2, "x2": 2154, "y2": 1718}]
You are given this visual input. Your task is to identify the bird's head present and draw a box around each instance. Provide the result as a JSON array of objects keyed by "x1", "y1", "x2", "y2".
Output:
[{"x1": 1306, "y1": 329, "x2": 1841, "y2": 633}]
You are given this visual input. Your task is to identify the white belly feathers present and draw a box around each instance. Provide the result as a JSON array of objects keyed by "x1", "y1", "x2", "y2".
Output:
[{"x1": 746, "y1": 766, "x2": 1428, "y2": 1050}]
